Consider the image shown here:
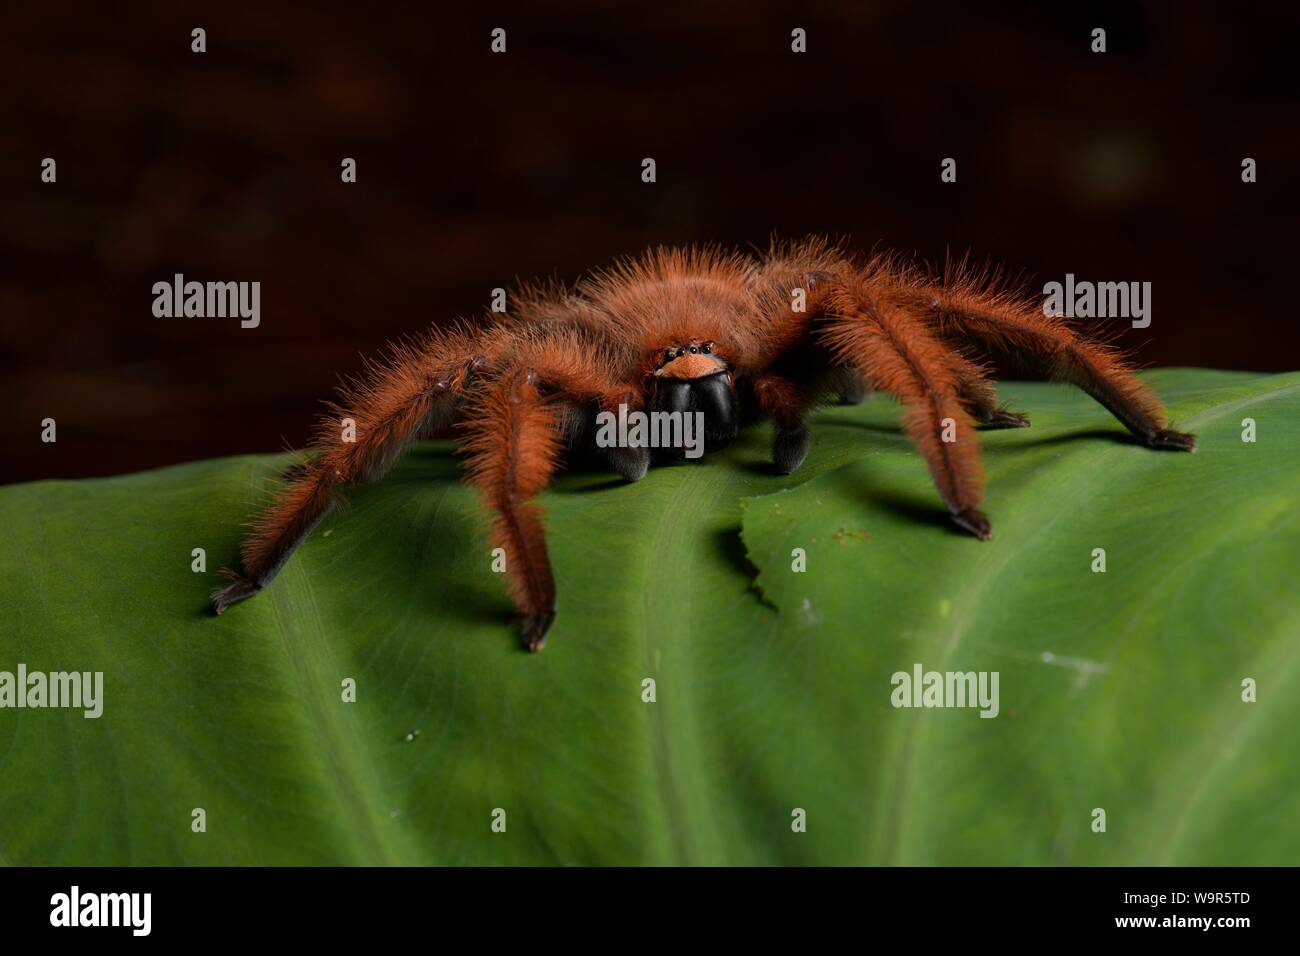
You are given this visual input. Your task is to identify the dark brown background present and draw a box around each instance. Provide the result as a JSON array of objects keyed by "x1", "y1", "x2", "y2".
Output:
[{"x1": 3, "y1": 2, "x2": 1296, "y2": 482}]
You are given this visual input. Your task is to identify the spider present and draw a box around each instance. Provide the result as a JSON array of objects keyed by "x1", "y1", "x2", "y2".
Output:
[{"x1": 211, "y1": 237, "x2": 1195, "y2": 650}]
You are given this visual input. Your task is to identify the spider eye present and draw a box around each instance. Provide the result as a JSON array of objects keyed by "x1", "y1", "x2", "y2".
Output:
[
  {"x1": 687, "y1": 345, "x2": 698, "y2": 353},
  {"x1": 702, "y1": 341, "x2": 714, "y2": 353}
]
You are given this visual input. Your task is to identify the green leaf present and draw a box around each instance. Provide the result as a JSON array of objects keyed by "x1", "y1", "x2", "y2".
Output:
[{"x1": 0, "y1": 368, "x2": 1295, "y2": 864}]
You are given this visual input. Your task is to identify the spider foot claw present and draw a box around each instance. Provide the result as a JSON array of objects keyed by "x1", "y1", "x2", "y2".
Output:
[
  {"x1": 210, "y1": 575, "x2": 261, "y2": 615},
  {"x1": 519, "y1": 610, "x2": 556, "y2": 653},
  {"x1": 838, "y1": 382, "x2": 872, "y2": 406},
  {"x1": 607, "y1": 445, "x2": 650, "y2": 481},
  {"x1": 1148, "y1": 429, "x2": 1196, "y2": 452},
  {"x1": 980, "y1": 409, "x2": 1031, "y2": 429},
  {"x1": 952, "y1": 508, "x2": 993, "y2": 541},
  {"x1": 773, "y1": 424, "x2": 811, "y2": 474}
]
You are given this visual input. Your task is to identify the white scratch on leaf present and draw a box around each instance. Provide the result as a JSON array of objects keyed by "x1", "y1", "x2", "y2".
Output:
[
  {"x1": 1040, "y1": 650, "x2": 1111, "y2": 691},
  {"x1": 798, "y1": 597, "x2": 822, "y2": 627}
]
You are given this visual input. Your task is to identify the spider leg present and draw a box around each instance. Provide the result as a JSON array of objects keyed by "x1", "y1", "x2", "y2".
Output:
[
  {"x1": 834, "y1": 367, "x2": 873, "y2": 406},
  {"x1": 915, "y1": 282, "x2": 1194, "y2": 450},
  {"x1": 818, "y1": 286, "x2": 991, "y2": 539},
  {"x1": 463, "y1": 359, "x2": 640, "y2": 651},
  {"x1": 462, "y1": 368, "x2": 562, "y2": 651},
  {"x1": 752, "y1": 372, "x2": 812, "y2": 473},
  {"x1": 211, "y1": 325, "x2": 483, "y2": 614},
  {"x1": 948, "y1": 351, "x2": 1031, "y2": 429}
]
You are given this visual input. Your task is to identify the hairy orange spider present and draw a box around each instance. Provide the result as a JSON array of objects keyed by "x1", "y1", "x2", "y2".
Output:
[{"x1": 212, "y1": 237, "x2": 1194, "y2": 650}]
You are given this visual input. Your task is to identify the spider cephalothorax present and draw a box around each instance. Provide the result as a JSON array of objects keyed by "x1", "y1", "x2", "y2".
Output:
[
  {"x1": 648, "y1": 342, "x2": 738, "y2": 456},
  {"x1": 211, "y1": 237, "x2": 1194, "y2": 650}
]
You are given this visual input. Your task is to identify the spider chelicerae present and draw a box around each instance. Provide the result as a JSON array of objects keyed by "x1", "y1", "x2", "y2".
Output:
[{"x1": 212, "y1": 237, "x2": 1194, "y2": 650}]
